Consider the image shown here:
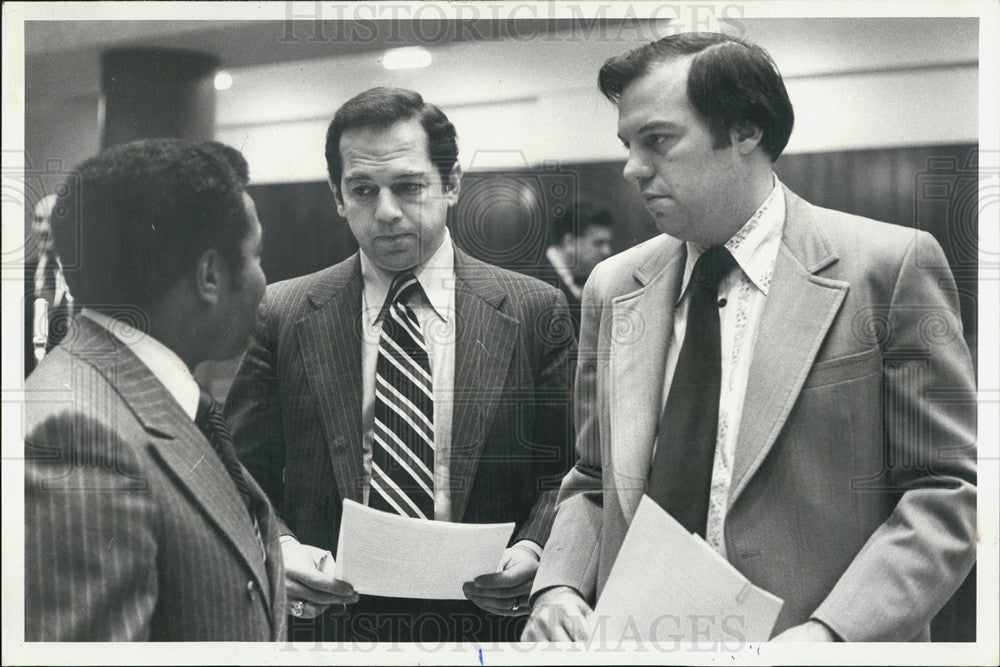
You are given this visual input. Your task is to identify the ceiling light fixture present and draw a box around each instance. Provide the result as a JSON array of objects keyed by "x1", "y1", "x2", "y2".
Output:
[
  {"x1": 382, "y1": 47, "x2": 433, "y2": 71},
  {"x1": 214, "y1": 71, "x2": 233, "y2": 91}
]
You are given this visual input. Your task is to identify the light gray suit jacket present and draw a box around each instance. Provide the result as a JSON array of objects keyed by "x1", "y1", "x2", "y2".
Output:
[
  {"x1": 532, "y1": 186, "x2": 977, "y2": 641},
  {"x1": 24, "y1": 316, "x2": 287, "y2": 641}
]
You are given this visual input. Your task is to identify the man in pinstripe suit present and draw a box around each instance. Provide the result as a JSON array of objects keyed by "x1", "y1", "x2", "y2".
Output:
[
  {"x1": 24, "y1": 139, "x2": 286, "y2": 641},
  {"x1": 227, "y1": 87, "x2": 575, "y2": 642}
]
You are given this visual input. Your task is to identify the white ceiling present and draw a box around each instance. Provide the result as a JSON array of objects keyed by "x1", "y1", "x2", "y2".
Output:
[
  {"x1": 25, "y1": 17, "x2": 978, "y2": 114},
  {"x1": 21, "y1": 15, "x2": 980, "y2": 181}
]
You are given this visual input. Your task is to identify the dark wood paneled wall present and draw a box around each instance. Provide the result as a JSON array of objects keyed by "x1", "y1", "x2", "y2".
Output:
[{"x1": 248, "y1": 144, "x2": 978, "y2": 365}]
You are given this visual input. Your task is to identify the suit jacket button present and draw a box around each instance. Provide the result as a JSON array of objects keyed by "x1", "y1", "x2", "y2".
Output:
[{"x1": 246, "y1": 580, "x2": 257, "y2": 600}]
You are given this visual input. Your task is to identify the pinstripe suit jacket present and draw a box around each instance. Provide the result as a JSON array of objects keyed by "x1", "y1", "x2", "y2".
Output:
[
  {"x1": 24, "y1": 316, "x2": 287, "y2": 641},
  {"x1": 227, "y1": 248, "x2": 574, "y2": 563}
]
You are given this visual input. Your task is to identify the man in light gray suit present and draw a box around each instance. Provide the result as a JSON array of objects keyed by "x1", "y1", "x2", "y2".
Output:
[
  {"x1": 24, "y1": 139, "x2": 285, "y2": 640},
  {"x1": 226, "y1": 87, "x2": 574, "y2": 642},
  {"x1": 524, "y1": 33, "x2": 976, "y2": 642}
]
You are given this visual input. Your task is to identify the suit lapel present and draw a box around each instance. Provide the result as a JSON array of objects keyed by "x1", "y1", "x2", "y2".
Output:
[
  {"x1": 149, "y1": 426, "x2": 274, "y2": 616},
  {"x1": 244, "y1": 469, "x2": 285, "y2": 632},
  {"x1": 728, "y1": 188, "x2": 849, "y2": 507},
  {"x1": 65, "y1": 316, "x2": 273, "y2": 614},
  {"x1": 295, "y1": 257, "x2": 367, "y2": 504},
  {"x1": 449, "y1": 250, "x2": 517, "y2": 522},
  {"x1": 611, "y1": 237, "x2": 685, "y2": 524}
]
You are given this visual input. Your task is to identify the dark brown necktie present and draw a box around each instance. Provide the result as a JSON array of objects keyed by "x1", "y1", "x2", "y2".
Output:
[
  {"x1": 196, "y1": 387, "x2": 267, "y2": 561},
  {"x1": 646, "y1": 246, "x2": 736, "y2": 537},
  {"x1": 196, "y1": 387, "x2": 254, "y2": 515}
]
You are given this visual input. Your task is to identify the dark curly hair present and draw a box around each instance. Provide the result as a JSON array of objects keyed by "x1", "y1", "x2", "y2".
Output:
[
  {"x1": 325, "y1": 87, "x2": 458, "y2": 194},
  {"x1": 203, "y1": 140, "x2": 250, "y2": 186},
  {"x1": 51, "y1": 138, "x2": 250, "y2": 310},
  {"x1": 598, "y1": 32, "x2": 794, "y2": 161},
  {"x1": 552, "y1": 203, "x2": 613, "y2": 243}
]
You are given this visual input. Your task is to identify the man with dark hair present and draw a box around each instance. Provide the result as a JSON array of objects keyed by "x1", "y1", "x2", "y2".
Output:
[
  {"x1": 524, "y1": 32, "x2": 976, "y2": 642},
  {"x1": 204, "y1": 139, "x2": 251, "y2": 186},
  {"x1": 226, "y1": 87, "x2": 574, "y2": 642},
  {"x1": 524, "y1": 204, "x2": 614, "y2": 335},
  {"x1": 24, "y1": 138, "x2": 285, "y2": 641}
]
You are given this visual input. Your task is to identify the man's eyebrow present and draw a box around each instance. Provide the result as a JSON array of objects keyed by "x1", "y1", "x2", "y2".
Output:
[
  {"x1": 343, "y1": 170, "x2": 431, "y2": 183},
  {"x1": 636, "y1": 120, "x2": 682, "y2": 134},
  {"x1": 618, "y1": 120, "x2": 682, "y2": 143}
]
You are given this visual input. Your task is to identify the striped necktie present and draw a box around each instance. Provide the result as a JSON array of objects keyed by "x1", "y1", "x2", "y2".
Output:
[{"x1": 369, "y1": 271, "x2": 436, "y2": 520}]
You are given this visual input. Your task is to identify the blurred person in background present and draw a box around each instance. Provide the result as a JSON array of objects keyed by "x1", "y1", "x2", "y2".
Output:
[
  {"x1": 523, "y1": 203, "x2": 614, "y2": 336},
  {"x1": 30, "y1": 193, "x2": 75, "y2": 363}
]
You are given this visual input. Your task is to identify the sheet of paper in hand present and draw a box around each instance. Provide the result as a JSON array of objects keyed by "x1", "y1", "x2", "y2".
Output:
[
  {"x1": 592, "y1": 495, "x2": 783, "y2": 643},
  {"x1": 334, "y1": 499, "x2": 515, "y2": 599}
]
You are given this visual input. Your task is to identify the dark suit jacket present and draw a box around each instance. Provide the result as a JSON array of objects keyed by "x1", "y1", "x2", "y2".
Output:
[
  {"x1": 226, "y1": 248, "x2": 575, "y2": 640},
  {"x1": 518, "y1": 253, "x2": 583, "y2": 337},
  {"x1": 533, "y1": 186, "x2": 977, "y2": 641},
  {"x1": 24, "y1": 316, "x2": 287, "y2": 641}
]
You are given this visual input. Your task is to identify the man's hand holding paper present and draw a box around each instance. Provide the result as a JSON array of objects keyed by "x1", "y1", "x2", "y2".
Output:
[
  {"x1": 463, "y1": 543, "x2": 539, "y2": 617},
  {"x1": 281, "y1": 538, "x2": 358, "y2": 618}
]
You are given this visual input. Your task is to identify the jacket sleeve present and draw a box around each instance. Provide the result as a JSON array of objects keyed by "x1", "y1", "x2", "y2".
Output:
[
  {"x1": 514, "y1": 288, "x2": 577, "y2": 547},
  {"x1": 25, "y1": 416, "x2": 159, "y2": 640},
  {"x1": 226, "y1": 293, "x2": 293, "y2": 537},
  {"x1": 812, "y1": 231, "x2": 978, "y2": 640},
  {"x1": 531, "y1": 266, "x2": 609, "y2": 604}
]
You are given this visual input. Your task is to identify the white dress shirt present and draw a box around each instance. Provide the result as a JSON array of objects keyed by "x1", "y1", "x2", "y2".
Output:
[
  {"x1": 660, "y1": 177, "x2": 786, "y2": 556},
  {"x1": 80, "y1": 308, "x2": 200, "y2": 419},
  {"x1": 545, "y1": 246, "x2": 583, "y2": 301}
]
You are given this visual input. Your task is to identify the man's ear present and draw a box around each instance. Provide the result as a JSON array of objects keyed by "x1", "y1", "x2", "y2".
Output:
[
  {"x1": 443, "y1": 163, "x2": 462, "y2": 204},
  {"x1": 731, "y1": 122, "x2": 764, "y2": 155},
  {"x1": 195, "y1": 248, "x2": 224, "y2": 305},
  {"x1": 329, "y1": 177, "x2": 347, "y2": 218}
]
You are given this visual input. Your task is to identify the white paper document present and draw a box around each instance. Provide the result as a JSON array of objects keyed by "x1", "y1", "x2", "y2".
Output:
[
  {"x1": 334, "y1": 499, "x2": 515, "y2": 599},
  {"x1": 592, "y1": 495, "x2": 783, "y2": 643}
]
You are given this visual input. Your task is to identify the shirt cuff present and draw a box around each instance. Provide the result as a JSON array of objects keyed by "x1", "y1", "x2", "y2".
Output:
[
  {"x1": 808, "y1": 617, "x2": 843, "y2": 641},
  {"x1": 511, "y1": 539, "x2": 543, "y2": 561}
]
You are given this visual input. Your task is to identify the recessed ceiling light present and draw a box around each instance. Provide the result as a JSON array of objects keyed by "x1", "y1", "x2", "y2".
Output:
[
  {"x1": 382, "y1": 47, "x2": 433, "y2": 71},
  {"x1": 214, "y1": 71, "x2": 233, "y2": 91}
]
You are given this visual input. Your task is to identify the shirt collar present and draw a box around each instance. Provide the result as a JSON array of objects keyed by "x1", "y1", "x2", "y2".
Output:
[
  {"x1": 360, "y1": 228, "x2": 456, "y2": 327},
  {"x1": 544, "y1": 246, "x2": 583, "y2": 300},
  {"x1": 80, "y1": 308, "x2": 201, "y2": 420},
  {"x1": 679, "y1": 175, "x2": 785, "y2": 301}
]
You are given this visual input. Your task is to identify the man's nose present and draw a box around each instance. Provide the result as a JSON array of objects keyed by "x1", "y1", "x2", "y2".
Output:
[
  {"x1": 622, "y1": 148, "x2": 653, "y2": 184},
  {"x1": 375, "y1": 190, "x2": 403, "y2": 223}
]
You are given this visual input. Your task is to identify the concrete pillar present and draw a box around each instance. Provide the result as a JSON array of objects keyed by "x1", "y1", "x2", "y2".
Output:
[{"x1": 101, "y1": 48, "x2": 217, "y2": 148}]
